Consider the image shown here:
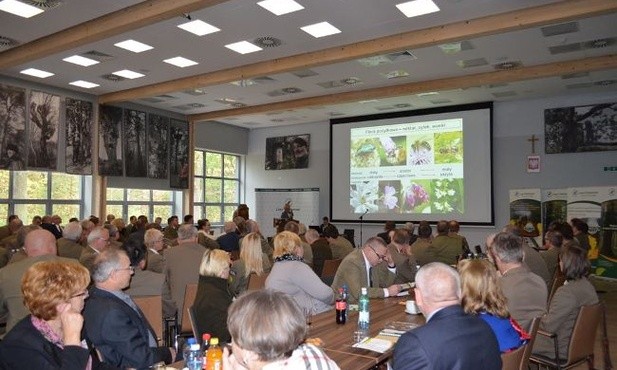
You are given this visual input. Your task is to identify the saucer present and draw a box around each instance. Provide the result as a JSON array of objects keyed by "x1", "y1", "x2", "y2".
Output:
[{"x1": 405, "y1": 309, "x2": 420, "y2": 315}]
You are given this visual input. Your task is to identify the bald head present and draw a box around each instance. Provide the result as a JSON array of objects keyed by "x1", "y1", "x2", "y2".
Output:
[
  {"x1": 415, "y1": 262, "x2": 461, "y2": 316},
  {"x1": 24, "y1": 229, "x2": 57, "y2": 257}
]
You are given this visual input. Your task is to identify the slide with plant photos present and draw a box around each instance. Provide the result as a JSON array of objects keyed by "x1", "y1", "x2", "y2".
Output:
[{"x1": 349, "y1": 118, "x2": 464, "y2": 215}]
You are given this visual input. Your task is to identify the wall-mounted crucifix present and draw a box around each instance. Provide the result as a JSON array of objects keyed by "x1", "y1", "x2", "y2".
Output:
[{"x1": 527, "y1": 134, "x2": 539, "y2": 154}]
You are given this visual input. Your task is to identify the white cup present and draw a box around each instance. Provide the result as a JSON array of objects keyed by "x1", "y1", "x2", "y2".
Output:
[{"x1": 406, "y1": 300, "x2": 419, "y2": 314}]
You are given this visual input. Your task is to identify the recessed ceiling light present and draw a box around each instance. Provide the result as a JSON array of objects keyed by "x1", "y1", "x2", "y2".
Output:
[
  {"x1": 20, "y1": 68, "x2": 54, "y2": 78},
  {"x1": 225, "y1": 41, "x2": 262, "y2": 54},
  {"x1": 396, "y1": 0, "x2": 440, "y2": 18},
  {"x1": 257, "y1": 0, "x2": 304, "y2": 16},
  {"x1": 177, "y1": 20, "x2": 220, "y2": 36},
  {"x1": 62, "y1": 55, "x2": 100, "y2": 67},
  {"x1": 69, "y1": 80, "x2": 99, "y2": 89},
  {"x1": 0, "y1": 0, "x2": 43, "y2": 18},
  {"x1": 300, "y1": 22, "x2": 341, "y2": 38},
  {"x1": 163, "y1": 56, "x2": 198, "y2": 68},
  {"x1": 112, "y1": 69, "x2": 145, "y2": 79},
  {"x1": 114, "y1": 39, "x2": 153, "y2": 53}
]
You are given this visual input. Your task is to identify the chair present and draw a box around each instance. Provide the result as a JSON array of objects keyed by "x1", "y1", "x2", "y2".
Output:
[
  {"x1": 174, "y1": 283, "x2": 198, "y2": 350},
  {"x1": 247, "y1": 272, "x2": 269, "y2": 291},
  {"x1": 529, "y1": 302, "x2": 603, "y2": 370},
  {"x1": 133, "y1": 295, "x2": 163, "y2": 345},
  {"x1": 187, "y1": 306, "x2": 199, "y2": 341},
  {"x1": 343, "y1": 229, "x2": 356, "y2": 248},
  {"x1": 547, "y1": 267, "x2": 566, "y2": 304},
  {"x1": 501, "y1": 316, "x2": 541, "y2": 370},
  {"x1": 321, "y1": 259, "x2": 342, "y2": 279}
]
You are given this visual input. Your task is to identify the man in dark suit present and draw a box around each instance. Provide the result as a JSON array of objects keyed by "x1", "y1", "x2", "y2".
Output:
[
  {"x1": 392, "y1": 262, "x2": 501, "y2": 370},
  {"x1": 83, "y1": 248, "x2": 175, "y2": 369}
]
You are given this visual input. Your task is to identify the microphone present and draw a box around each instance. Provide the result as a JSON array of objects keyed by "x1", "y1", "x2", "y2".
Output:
[{"x1": 359, "y1": 209, "x2": 369, "y2": 219}]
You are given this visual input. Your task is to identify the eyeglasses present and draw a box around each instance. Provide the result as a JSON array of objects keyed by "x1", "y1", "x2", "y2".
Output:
[
  {"x1": 116, "y1": 266, "x2": 135, "y2": 273},
  {"x1": 71, "y1": 290, "x2": 89, "y2": 299},
  {"x1": 368, "y1": 245, "x2": 387, "y2": 261},
  {"x1": 98, "y1": 237, "x2": 111, "y2": 244}
]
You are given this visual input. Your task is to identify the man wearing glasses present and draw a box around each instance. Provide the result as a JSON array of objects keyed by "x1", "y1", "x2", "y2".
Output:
[
  {"x1": 84, "y1": 248, "x2": 176, "y2": 369},
  {"x1": 331, "y1": 236, "x2": 401, "y2": 303}
]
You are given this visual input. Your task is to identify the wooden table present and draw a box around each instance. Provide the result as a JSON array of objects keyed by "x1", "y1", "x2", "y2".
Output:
[
  {"x1": 309, "y1": 296, "x2": 425, "y2": 369},
  {"x1": 169, "y1": 296, "x2": 424, "y2": 370}
]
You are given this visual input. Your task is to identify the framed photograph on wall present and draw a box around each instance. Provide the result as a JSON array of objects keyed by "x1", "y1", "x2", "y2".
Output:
[
  {"x1": 124, "y1": 109, "x2": 147, "y2": 177},
  {"x1": 65, "y1": 98, "x2": 93, "y2": 175},
  {"x1": 544, "y1": 102, "x2": 617, "y2": 154},
  {"x1": 0, "y1": 84, "x2": 27, "y2": 170},
  {"x1": 147, "y1": 113, "x2": 169, "y2": 179},
  {"x1": 169, "y1": 119, "x2": 189, "y2": 189},
  {"x1": 98, "y1": 105, "x2": 123, "y2": 176},
  {"x1": 28, "y1": 90, "x2": 60, "y2": 170},
  {"x1": 265, "y1": 134, "x2": 310, "y2": 170}
]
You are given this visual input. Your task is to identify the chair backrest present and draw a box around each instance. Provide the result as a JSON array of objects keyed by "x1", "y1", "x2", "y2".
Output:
[
  {"x1": 547, "y1": 267, "x2": 566, "y2": 304},
  {"x1": 343, "y1": 229, "x2": 355, "y2": 248},
  {"x1": 180, "y1": 283, "x2": 198, "y2": 334},
  {"x1": 501, "y1": 316, "x2": 540, "y2": 370},
  {"x1": 566, "y1": 302, "x2": 603, "y2": 364},
  {"x1": 133, "y1": 295, "x2": 163, "y2": 345},
  {"x1": 188, "y1": 305, "x2": 199, "y2": 340},
  {"x1": 247, "y1": 272, "x2": 269, "y2": 291},
  {"x1": 321, "y1": 258, "x2": 342, "y2": 278}
]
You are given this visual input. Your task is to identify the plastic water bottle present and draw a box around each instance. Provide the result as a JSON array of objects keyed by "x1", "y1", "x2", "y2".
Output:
[
  {"x1": 201, "y1": 333, "x2": 211, "y2": 370},
  {"x1": 184, "y1": 338, "x2": 203, "y2": 370},
  {"x1": 205, "y1": 337, "x2": 223, "y2": 370},
  {"x1": 358, "y1": 287, "x2": 370, "y2": 335}
]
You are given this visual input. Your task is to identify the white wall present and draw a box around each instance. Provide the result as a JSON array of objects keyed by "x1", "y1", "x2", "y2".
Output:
[{"x1": 244, "y1": 91, "x2": 617, "y2": 247}]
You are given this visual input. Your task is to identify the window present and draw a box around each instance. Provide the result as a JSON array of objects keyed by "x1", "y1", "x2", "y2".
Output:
[
  {"x1": 0, "y1": 170, "x2": 85, "y2": 226},
  {"x1": 106, "y1": 188, "x2": 178, "y2": 223},
  {"x1": 193, "y1": 150, "x2": 241, "y2": 225}
]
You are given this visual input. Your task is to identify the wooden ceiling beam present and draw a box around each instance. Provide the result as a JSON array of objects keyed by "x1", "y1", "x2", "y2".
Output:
[
  {"x1": 0, "y1": 0, "x2": 231, "y2": 70},
  {"x1": 188, "y1": 55, "x2": 617, "y2": 122},
  {"x1": 100, "y1": 0, "x2": 617, "y2": 104}
]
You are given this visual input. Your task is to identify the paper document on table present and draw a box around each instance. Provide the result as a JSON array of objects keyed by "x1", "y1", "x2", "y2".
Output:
[{"x1": 353, "y1": 337, "x2": 393, "y2": 353}]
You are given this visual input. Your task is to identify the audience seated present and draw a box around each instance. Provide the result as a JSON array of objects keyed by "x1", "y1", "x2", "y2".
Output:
[
  {"x1": 323, "y1": 224, "x2": 353, "y2": 260},
  {"x1": 388, "y1": 229, "x2": 417, "y2": 283},
  {"x1": 0, "y1": 218, "x2": 23, "y2": 251},
  {"x1": 490, "y1": 232, "x2": 547, "y2": 330},
  {"x1": 163, "y1": 224, "x2": 205, "y2": 324},
  {"x1": 163, "y1": 216, "x2": 179, "y2": 243},
  {"x1": 266, "y1": 231, "x2": 334, "y2": 314},
  {"x1": 458, "y1": 259, "x2": 529, "y2": 353},
  {"x1": 284, "y1": 221, "x2": 313, "y2": 266},
  {"x1": 410, "y1": 222, "x2": 432, "y2": 266},
  {"x1": 122, "y1": 238, "x2": 176, "y2": 318},
  {"x1": 503, "y1": 225, "x2": 551, "y2": 288},
  {"x1": 448, "y1": 220, "x2": 470, "y2": 254},
  {"x1": 223, "y1": 289, "x2": 339, "y2": 369},
  {"x1": 79, "y1": 226, "x2": 111, "y2": 272},
  {"x1": 143, "y1": 228, "x2": 166, "y2": 273},
  {"x1": 0, "y1": 260, "x2": 116, "y2": 369},
  {"x1": 0, "y1": 215, "x2": 18, "y2": 241},
  {"x1": 217, "y1": 221, "x2": 241, "y2": 253},
  {"x1": 570, "y1": 218, "x2": 591, "y2": 252},
  {"x1": 0, "y1": 229, "x2": 74, "y2": 334},
  {"x1": 533, "y1": 245, "x2": 599, "y2": 359},
  {"x1": 541, "y1": 230, "x2": 563, "y2": 279},
  {"x1": 377, "y1": 221, "x2": 396, "y2": 244},
  {"x1": 428, "y1": 220, "x2": 462, "y2": 265},
  {"x1": 7, "y1": 225, "x2": 40, "y2": 265},
  {"x1": 392, "y1": 262, "x2": 501, "y2": 369},
  {"x1": 230, "y1": 232, "x2": 271, "y2": 296},
  {"x1": 57, "y1": 221, "x2": 84, "y2": 260},
  {"x1": 197, "y1": 219, "x2": 220, "y2": 250},
  {"x1": 193, "y1": 249, "x2": 233, "y2": 343},
  {"x1": 304, "y1": 229, "x2": 333, "y2": 277},
  {"x1": 331, "y1": 237, "x2": 400, "y2": 303},
  {"x1": 41, "y1": 215, "x2": 62, "y2": 239},
  {"x1": 244, "y1": 219, "x2": 273, "y2": 262},
  {"x1": 84, "y1": 248, "x2": 175, "y2": 368}
]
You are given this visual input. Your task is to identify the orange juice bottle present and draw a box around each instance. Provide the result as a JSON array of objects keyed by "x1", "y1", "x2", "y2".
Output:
[{"x1": 205, "y1": 337, "x2": 222, "y2": 370}]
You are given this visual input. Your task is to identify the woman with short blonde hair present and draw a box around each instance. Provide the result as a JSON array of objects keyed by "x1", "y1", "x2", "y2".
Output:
[
  {"x1": 230, "y1": 233, "x2": 271, "y2": 296},
  {"x1": 266, "y1": 231, "x2": 334, "y2": 315},
  {"x1": 0, "y1": 260, "x2": 95, "y2": 368},
  {"x1": 193, "y1": 249, "x2": 233, "y2": 342},
  {"x1": 458, "y1": 259, "x2": 528, "y2": 352}
]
